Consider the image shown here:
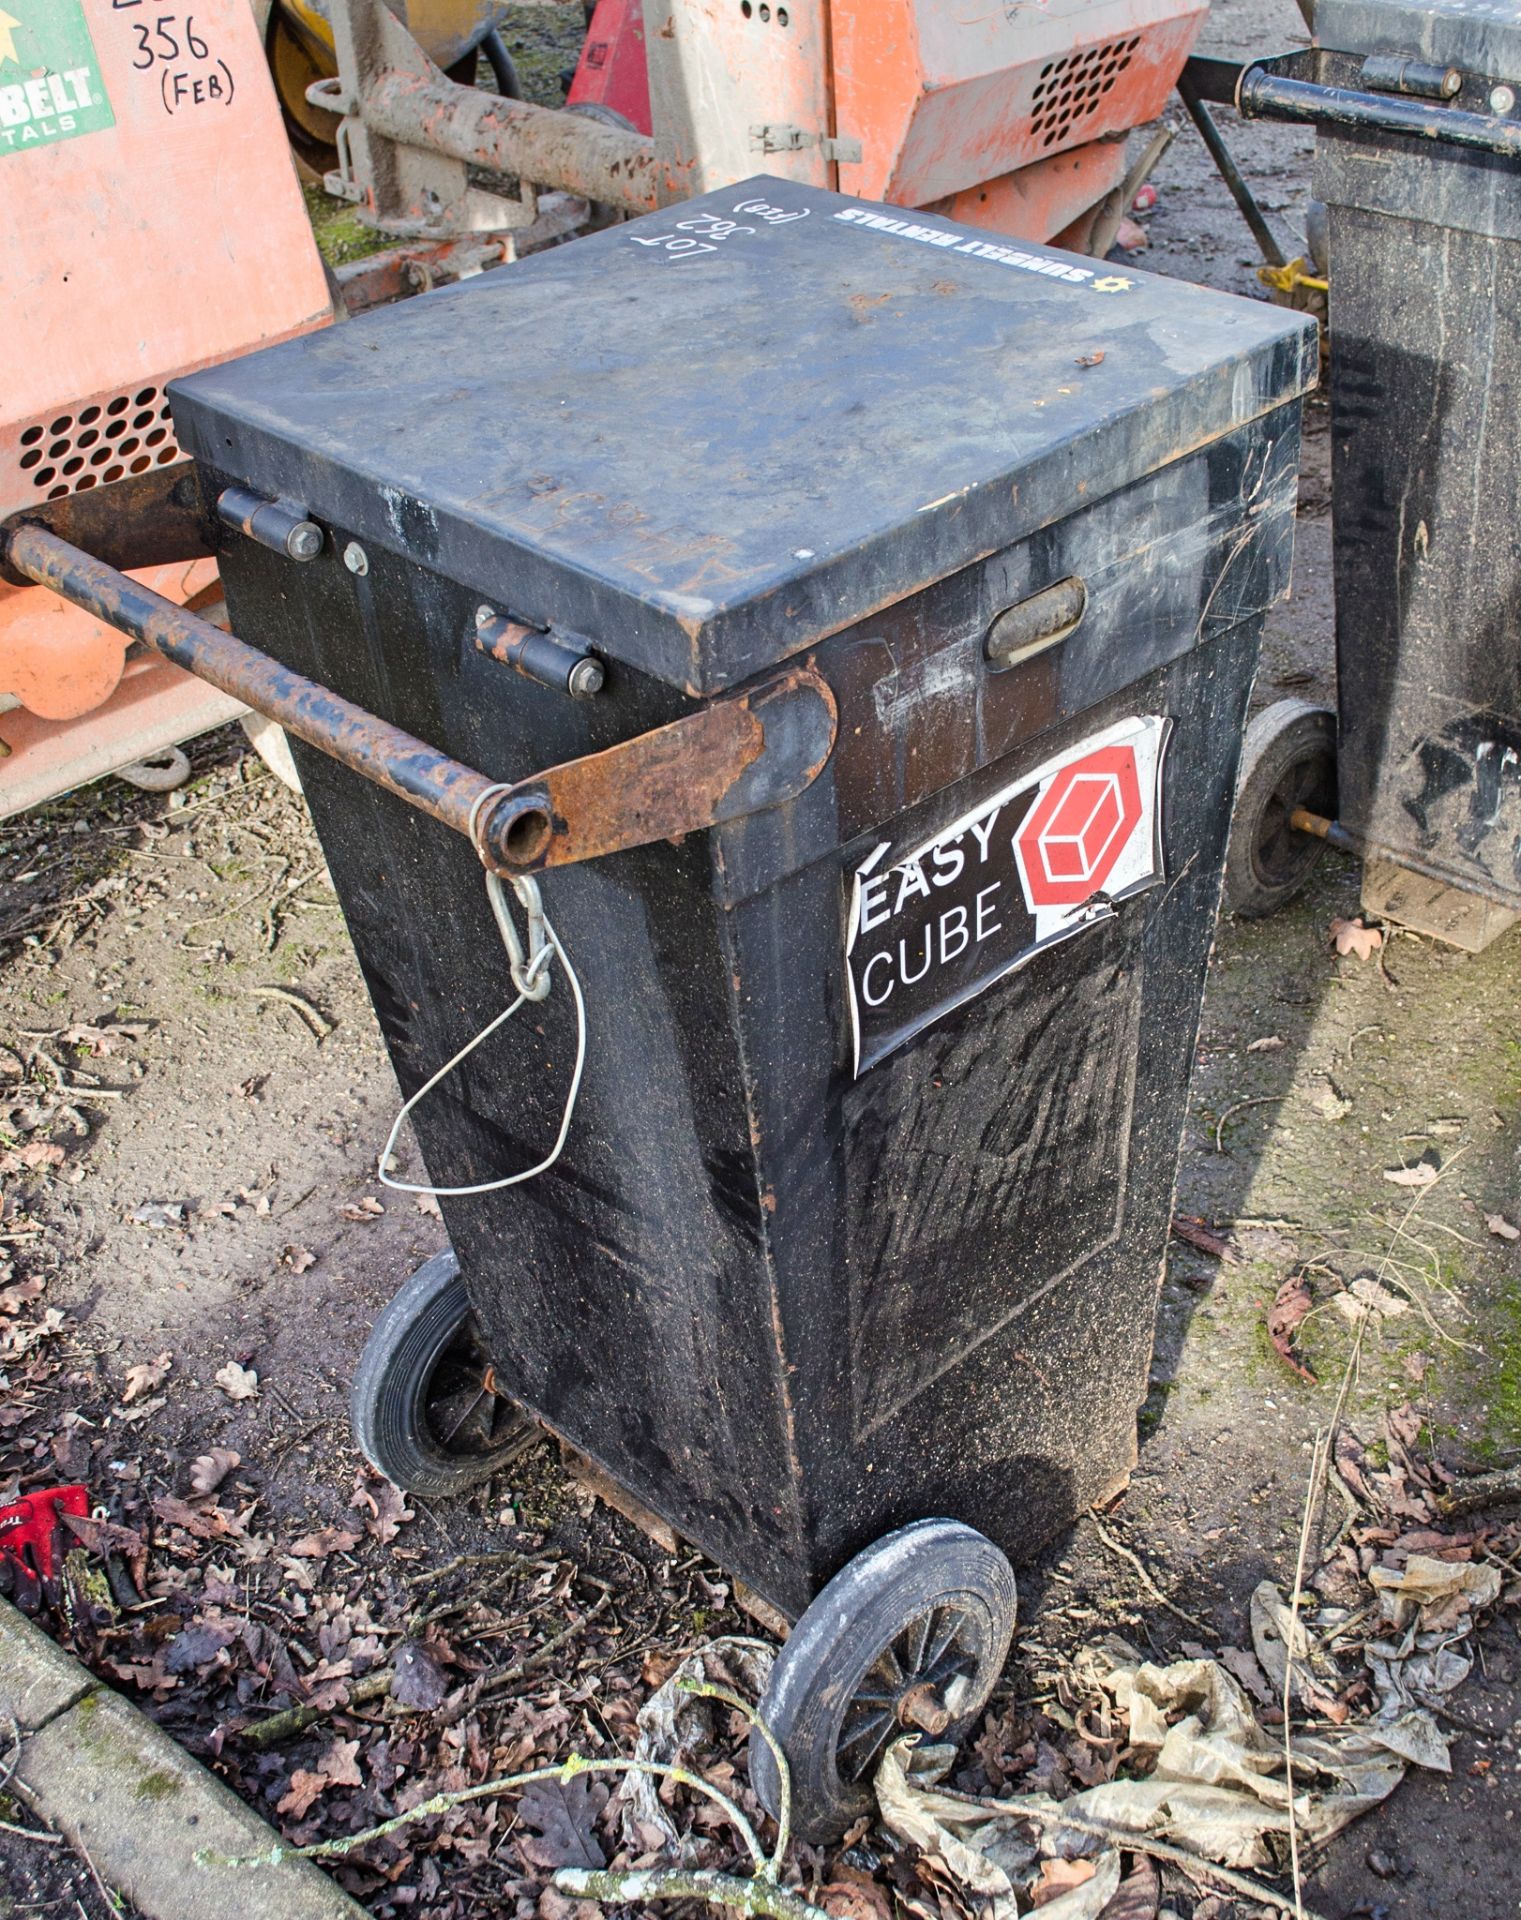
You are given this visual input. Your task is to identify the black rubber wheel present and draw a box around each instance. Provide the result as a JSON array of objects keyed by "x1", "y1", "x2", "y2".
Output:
[
  {"x1": 749, "y1": 1519, "x2": 1016, "y2": 1843},
  {"x1": 1225, "y1": 698, "x2": 1339, "y2": 919},
  {"x1": 481, "y1": 28, "x2": 523, "y2": 100},
  {"x1": 350, "y1": 1250, "x2": 529, "y2": 1496}
]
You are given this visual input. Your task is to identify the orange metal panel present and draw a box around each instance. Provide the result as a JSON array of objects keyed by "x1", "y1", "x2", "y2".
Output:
[
  {"x1": 830, "y1": 0, "x2": 1206, "y2": 213},
  {"x1": 926, "y1": 138, "x2": 1130, "y2": 248},
  {"x1": 4, "y1": 0, "x2": 331, "y2": 438},
  {"x1": 645, "y1": 0, "x2": 833, "y2": 195},
  {"x1": 0, "y1": 649, "x2": 247, "y2": 818},
  {"x1": 0, "y1": 0, "x2": 330, "y2": 753}
]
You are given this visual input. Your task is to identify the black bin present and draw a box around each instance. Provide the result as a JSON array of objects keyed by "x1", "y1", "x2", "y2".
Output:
[
  {"x1": 172, "y1": 177, "x2": 1314, "y2": 1836},
  {"x1": 1319, "y1": 0, "x2": 1521, "y2": 948}
]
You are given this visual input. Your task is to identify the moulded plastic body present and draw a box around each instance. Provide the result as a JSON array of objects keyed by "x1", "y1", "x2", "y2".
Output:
[
  {"x1": 1316, "y1": 0, "x2": 1521, "y2": 924},
  {"x1": 176, "y1": 179, "x2": 1315, "y2": 1616}
]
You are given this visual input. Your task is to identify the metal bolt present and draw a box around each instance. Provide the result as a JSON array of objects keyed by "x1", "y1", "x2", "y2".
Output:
[
  {"x1": 343, "y1": 542, "x2": 369, "y2": 576},
  {"x1": 1492, "y1": 83, "x2": 1516, "y2": 114},
  {"x1": 286, "y1": 521, "x2": 323, "y2": 562},
  {"x1": 567, "y1": 657, "x2": 605, "y2": 699},
  {"x1": 475, "y1": 604, "x2": 495, "y2": 627}
]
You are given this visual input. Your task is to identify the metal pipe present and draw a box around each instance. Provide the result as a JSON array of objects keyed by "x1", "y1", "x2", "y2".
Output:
[
  {"x1": 1237, "y1": 67, "x2": 1521, "y2": 156},
  {"x1": 1176, "y1": 71, "x2": 1290, "y2": 268},
  {"x1": 364, "y1": 68, "x2": 665, "y2": 212},
  {"x1": 1288, "y1": 803, "x2": 1521, "y2": 902},
  {"x1": 3, "y1": 522, "x2": 539, "y2": 873}
]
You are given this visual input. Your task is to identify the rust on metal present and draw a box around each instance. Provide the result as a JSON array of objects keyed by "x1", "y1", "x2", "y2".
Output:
[
  {"x1": 476, "y1": 664, "x2": 838, "y2": 874},
  {"x1": 365, "y1": 69, "x2": 666, "y2": 213},
  {"x1": 2, "y1": 526, "x2": 838, "y2": 877},
  {"x1": 332, "y1": 235, "x2": 510, "y2": 314},
  {"x1": 896, "y1": 1682, "x2": 951, "y2": 1736},
  {"x1": 0, "y1": 464, "x2": 213, "y2": 586},
  {"x1": 4, "y1": 522, "x2": 510, "y2": 853}
]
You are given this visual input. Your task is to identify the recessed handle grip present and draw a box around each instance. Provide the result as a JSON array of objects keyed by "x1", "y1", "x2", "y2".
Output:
[{"x1": 984, "y1": 576, "x2": 1087, "y2": 672}]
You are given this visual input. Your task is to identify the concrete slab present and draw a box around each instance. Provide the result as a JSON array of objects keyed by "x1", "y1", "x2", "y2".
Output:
[
  {"x1": 1, "y1": 1604, "x2": 367, "y2": 1920},
  {"x1": 0, "y1": 1600, "x2": 92, "y2": 1732}
]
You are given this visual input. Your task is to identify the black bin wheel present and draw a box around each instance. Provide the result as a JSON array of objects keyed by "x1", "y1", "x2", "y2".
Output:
[
  {"x1": 749, "y1": 1518, "x2": 1017, "y2": 1844},
  {"x1": 350, "y1": 1249, "x2": 529, "y2": 1497},
  {"x1": 1226, "y1": 698, "x2": 1339, "y2": 919}
]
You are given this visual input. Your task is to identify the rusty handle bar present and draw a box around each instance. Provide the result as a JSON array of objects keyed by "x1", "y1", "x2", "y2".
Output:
[
  {"x1": 364, "y1": 69, "x2": 665, "y2": 213},
  {"x1": 3, "y1": 522, "x2": 545, "y2": 873}
]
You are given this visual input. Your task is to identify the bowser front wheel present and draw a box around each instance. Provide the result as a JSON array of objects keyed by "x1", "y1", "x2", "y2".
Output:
[
  {"x1": 1225, "y1": 699, "x2": 1339, "y2": 919},
  {"x1": 351, "y1": 1249, "x2": 532, "y2": 1496},
  {"x1": 749, "y1": 1519, "x2": 1016, "y2": 1844}
]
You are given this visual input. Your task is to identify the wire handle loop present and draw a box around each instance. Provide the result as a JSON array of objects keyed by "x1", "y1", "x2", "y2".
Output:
[{"x1": 377, "y1": 867, "x2": 587, "y2": 1199}]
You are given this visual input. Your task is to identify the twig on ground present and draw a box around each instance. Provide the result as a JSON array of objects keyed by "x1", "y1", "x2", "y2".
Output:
[
  {"x1": 402, "y1": 1547, "x2": 549, "y2": 1590},
  {"x1": 554, "y1": 1866, "x2": 829, "y2": 1920},
  {"x1": 1213, "y1": 1095, "x2": 1279, "y2": 1155},
  {"x1": 678, "y1": 1678, "x2": 793, "y2": 1874},
  {"x1": 1087, "y1": 1511, "x2": 1211, "y2": 1634},
  {"x1": 1439, "y1": 1463, "x2": 1521, "y2": 1517},
  {"x1": 477, "y1": 1590, "x2": 612, "y2": 1696},
  {"x1": 1283, "y1": 1423, "x2": 1329, "y2": 1920},
  {"x1": 247, "y1": 984, "x2": 333, "y2": 1041},
  {"x1": 241, "y1": 1668, "x2": 394, "y2": 1750},
  {"x1": 201, "y1": 1753, "x2": 766, "y2": 1873}
]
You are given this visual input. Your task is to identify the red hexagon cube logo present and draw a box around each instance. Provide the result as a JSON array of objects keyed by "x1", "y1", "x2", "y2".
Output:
[{"x1": 1015, "y1": 743, "x2": 1143, "y2": 909}]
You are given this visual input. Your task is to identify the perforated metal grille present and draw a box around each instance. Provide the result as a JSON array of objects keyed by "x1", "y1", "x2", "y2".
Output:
[
  {"x1": 12, "y1": 385, "x2": 183, "y2": 503},
  {"x1": 1030, "y1": 37, "x2": 1142, "y2": 150}
]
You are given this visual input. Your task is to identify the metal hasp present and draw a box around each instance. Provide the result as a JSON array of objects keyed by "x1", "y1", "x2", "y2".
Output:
[
  {"x1": 487, "y1": 665, "x2": 837, "y2": 872},
  {"x1": 315, "y1": 0, "x2": 664, "y2": 238},
  {"x1": 0, "y1": 522, "x2": 836, "y2": 879}
]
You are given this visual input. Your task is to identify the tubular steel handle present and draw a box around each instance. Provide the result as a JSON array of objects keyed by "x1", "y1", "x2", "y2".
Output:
[
  {"x1": 2, "y1": 523, "x2": 836, "y2": 875},
  {"x1": 1184, "y1": 50, "x2": 1521, "y2": 157}
]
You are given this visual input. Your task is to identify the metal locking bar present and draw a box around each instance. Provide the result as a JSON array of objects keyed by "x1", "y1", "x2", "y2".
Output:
[{"x1": 0, "y1": 520, "x2": 837, "y2": 877}]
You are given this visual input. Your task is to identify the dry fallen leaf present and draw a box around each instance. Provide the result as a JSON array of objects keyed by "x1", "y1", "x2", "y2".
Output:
[
  {"x1": 1247, "y1": 1034, "x2": 1285, "y2": 1053},
  {"x1": 415, "y1": 1193, "x2": 442, "y2": 1219},
  {"x1": 1032, "y1": 1857, "x2": 1096, "y2": 1906},
  {"x1": 1330, "y1": 915, "x2": 1384, "y2": 961},
  {"x1": 213, "y1": 1360, "x2": 259, "y2": 1401},
  {"x1": 189, "y1": 1447, "x2": 240, "y2": 1495},
  {"x1": 339, "y1": 1196, "x2": 385, "y2": 1221},
  {"x1": 281, "y1": 1244, "x2": 317, "y2": 1273},
  {"x1": 276, "y1": 1737, "x2": 363, "y2": 1819},
  {"x1": 1097, "y1": 1856, "x2": 1160, "y2": 1920},
  {"x1": 122, "y1": 1350, "x2": 172, "y2": 1405},
  {"x1": 1074, "y1": 350, "x2": 1106, "y2": 368},
  {"x1": 1385, "y1": 1162, "x2": 1439, "y2": 1189},
  {"x1": 1267, "y1": 1274, "x2": 1316, "y2": 1381},
  {"x1": 289, "y1": 1526, "x2": 362, "y2": 1558},
  {"x1": 1486, "y1": 1213, "x2": 1520, "y2": 1241}
]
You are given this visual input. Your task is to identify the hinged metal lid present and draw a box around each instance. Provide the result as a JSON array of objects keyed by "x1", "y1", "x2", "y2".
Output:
[
  {"x1": 172, "y1": 176, "x2": 1316, "y2": 698},
  {"x1": 1317, "y1": 0, "x2": 1521, "y2": 80}
]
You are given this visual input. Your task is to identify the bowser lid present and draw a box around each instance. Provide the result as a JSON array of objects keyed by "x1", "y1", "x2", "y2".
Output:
[
  {"x1": 1315, "y1": 0, "x2": 1521, "y2": 78},
  {"x1": 171, "y1": 177, "x2": 1316, "y2": 698}
]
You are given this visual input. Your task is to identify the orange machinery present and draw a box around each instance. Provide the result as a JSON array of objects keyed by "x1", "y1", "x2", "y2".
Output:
[
  {"x1": 644, "y1": 0, "x2": 1205, "y2": 250},
  {"x1": 0, "y1": 0, "x2": 331, "y2": 813},
  {"x1": 304, "y1": 0, "x2": 1203, "y2": 257}
]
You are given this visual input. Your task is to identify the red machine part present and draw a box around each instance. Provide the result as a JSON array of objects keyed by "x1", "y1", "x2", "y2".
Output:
[
  {"x1": 566, "y1": 0, "x2": 650, "y2": 135},
  {"x1": 0, "y1": 1484, "x2": 89, "y2": 1586}
]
